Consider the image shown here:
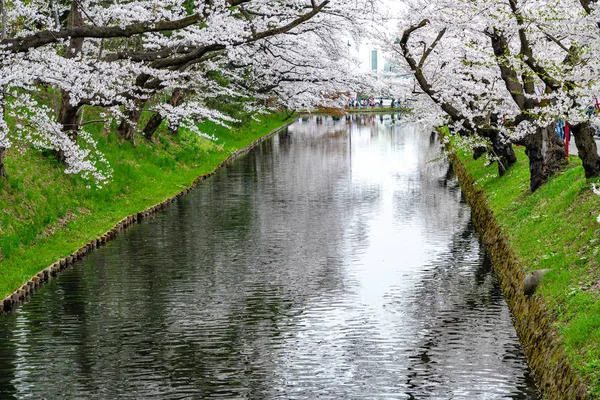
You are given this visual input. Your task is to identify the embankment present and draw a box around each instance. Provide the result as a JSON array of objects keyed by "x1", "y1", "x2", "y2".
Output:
[
  {"x1": 0, "y1": 115, "x2": 292, "y2": 313},
  {"x1": 449, "y1": 142, "x2": 600, "y2": 398}
]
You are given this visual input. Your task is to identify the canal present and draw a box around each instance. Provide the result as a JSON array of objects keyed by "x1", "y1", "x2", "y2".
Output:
[{"x1": 0, "y1": 115, "x2": 538, "y2": 399}]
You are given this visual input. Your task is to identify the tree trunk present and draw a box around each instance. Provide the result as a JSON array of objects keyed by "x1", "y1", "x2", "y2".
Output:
[
  {"x1": 168, "y1": 124, "x2": 180, "y2": 136},
  {"x1": 54, "y1": 90, "x2": 80, "y2": 162},
  {"x1": 142, "y1": 89, "x2": 184, "y2": 140},
  {"x1": 473, "y1": 145, "x2": 487, "y2": 160},
  {"x1": 142, "y1": 113, "x2": 162, "y2": 140},
  {"x1": 489, "y1": 130, "x2": 517, "y2": 176},
  {"x1": 472, "y1": 127, "x2": 517, "y2": 176},
  {"x1": 1, "y1": 0, "x2": 7, "y2": 41},
  {"x1": 570, "y1": 121, "x2": 600, "y2": 178},
  {"x1": 520, "y1": 124, "x2": 567, "y2": 192},
  {"x1": 117, "y1": 107, "x2": 142, "y2": 143},
  {"x1": 0, "y1": 146, "x2": 5, "y2": 178},
  {"x1": 54, "y1": 2, "x2": 84, "y2": 163}
]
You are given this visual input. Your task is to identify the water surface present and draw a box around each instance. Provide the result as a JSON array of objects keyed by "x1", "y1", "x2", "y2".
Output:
[{"x1": 0, "y1": 114, "x2": 538, "y2": 399}]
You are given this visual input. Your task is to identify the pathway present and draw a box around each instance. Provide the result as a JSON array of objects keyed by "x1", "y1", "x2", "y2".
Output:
[{"x1": 565, "y1": 135, "x2": 600, "y2": 157}]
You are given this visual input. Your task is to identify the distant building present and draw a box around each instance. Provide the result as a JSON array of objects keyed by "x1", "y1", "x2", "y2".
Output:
[
  {"x1": 348, "y1": 40, "x2": 407, "y2": 77},
  {"x1": 349, "y1": 41, "x2": 385, "y2": 74}
]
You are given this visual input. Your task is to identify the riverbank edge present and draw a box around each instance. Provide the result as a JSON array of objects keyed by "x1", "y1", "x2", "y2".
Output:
[
  {"x1": 1, "y1": 119, "x2": 295, "y2": 315},
  {"x1": 448, "y1": 149, "x2": 589, "y2": 398}
]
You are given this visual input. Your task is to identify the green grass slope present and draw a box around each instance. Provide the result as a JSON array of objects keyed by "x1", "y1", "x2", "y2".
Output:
[
  {"x1": 0, "y1": 114, "x2": 289, "y2": 299},
  {"x1": 461, "y1": 146, "x2": 600, "y2": 396}
]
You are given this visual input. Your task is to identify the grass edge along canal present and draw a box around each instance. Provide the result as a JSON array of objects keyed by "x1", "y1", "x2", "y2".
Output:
[
  {"x1": 448, "y1": 128, "x2": 600, "y2": 398},
  {"x1": 0, "y1": 113, "x2": 291, "y2": 304}
]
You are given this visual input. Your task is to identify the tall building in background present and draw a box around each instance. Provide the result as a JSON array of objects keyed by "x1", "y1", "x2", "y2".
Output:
[
  {"x1": 348, "y1": 39, "x2": 386, "y2": 74},
  {"x1": 350, "y1": 41, "x2": 401, "y2": 75},
  {"x1": 371, "y1": 49, "x2": 378, "y2": 70}
]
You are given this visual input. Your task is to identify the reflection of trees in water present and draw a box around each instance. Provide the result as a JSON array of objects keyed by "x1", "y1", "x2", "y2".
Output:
[
  {"x1": 348, "y1": 118, "x2": 462, "y2": 232},
  {"x1": 397, "y1": 220, "x2": 538, "y2": 399},
  {"x1": 391, "y1": 126, "x2": 466, "y2": 239},
  {"x1": 0, "y1": 219, "x2": 211, "y2": 397},
  {"x1": 0, "y1": 314, "x2": 17, "y2": 399}
]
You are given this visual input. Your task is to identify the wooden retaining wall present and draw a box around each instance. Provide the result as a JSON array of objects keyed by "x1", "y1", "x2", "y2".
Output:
[{"x1": 1, "y1": 121, "x2": 294, "y2": 314}]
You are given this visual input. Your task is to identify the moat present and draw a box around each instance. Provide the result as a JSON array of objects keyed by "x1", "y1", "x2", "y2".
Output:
[{"x1": 0, "y1": 115, "x2": 538, "y2": 399}]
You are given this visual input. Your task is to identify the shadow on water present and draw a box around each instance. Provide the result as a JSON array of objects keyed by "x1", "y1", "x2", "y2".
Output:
[
  {"x1": 402, "y1": 219, "x2": 538, "y2": 399},
  {"x1": 0, "y1": 115, "x2": 538, "y2": 399}
]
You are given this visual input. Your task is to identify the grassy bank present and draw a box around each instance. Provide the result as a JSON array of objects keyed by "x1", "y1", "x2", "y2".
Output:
[
  {"x1": 460, "y1": 146, "x2": 600, "y2": 396},
  {"x1": 0, "y1": 113, "x2": 290, "y2": 300}
]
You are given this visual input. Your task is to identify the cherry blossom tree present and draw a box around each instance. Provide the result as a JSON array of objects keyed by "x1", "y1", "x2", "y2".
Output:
[
  {"x1": 387, "y1": 0, "x2": 600, "y2": 191},
  {"x1": 0, "y1": 0, "x2": 373, "y2": 184}
]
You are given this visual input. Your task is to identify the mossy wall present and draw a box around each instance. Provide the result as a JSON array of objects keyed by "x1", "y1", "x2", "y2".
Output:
[{"x1": 449, "y1": 152, "x2": 589, "y2": 399}]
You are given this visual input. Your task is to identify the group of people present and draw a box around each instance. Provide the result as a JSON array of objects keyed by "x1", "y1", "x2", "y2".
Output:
[
  {"x1": 348, "y1": 98, "x2": 377, "y2": 107},
  {"x1": 554, "y1": 102, "x2": 600, "y2": 141}
]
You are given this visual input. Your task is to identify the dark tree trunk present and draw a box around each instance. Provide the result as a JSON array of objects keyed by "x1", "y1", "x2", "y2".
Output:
[
  {"x1": 117, "y1": 98, "x2": 147, "y2": 143},
  {"x1": 520, "y1": 125, "x2": 567, "y2": 192},
  {"x1": 0, "y1": 146, "x2": 6, "y2": 178},
  {"x1": 142, "y1": 89, "x2": 184, "y2": 140},
  {"x1": 59, "y1": 101, "x2": 79, "y2": 139},
  {"x1": 570, "y1": 121, "x2": 600, "y2": 178},
  {"x1": 142, "y1": 112, "x2": 162, "y2": 140},
  {"x1": 54, "y1": 90, "x2": 80, "y2": 162},
  {"x1": 473, "y1": 125, "x2": 518, "y2": 176},
  {"x1": 117, "y1": 107, "x2": 142, "y2": 143},
  {"x1": 489, "y1": 131, "x2": 517, "y2": 176},
  {"x1": 473, "y1": 145, "x2": 487, "y2": 160},
  {"x1": 168, "y1": 124, "x2": 179, "y2": 136}
]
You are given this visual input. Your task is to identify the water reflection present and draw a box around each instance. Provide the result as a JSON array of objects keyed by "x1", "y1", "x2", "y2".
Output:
[{"x1": 0, "y1": 115, "x2": 538, "y2": 399}]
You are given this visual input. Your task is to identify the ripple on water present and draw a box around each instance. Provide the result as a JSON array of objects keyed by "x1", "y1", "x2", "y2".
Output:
[{"x1": 0, "y1": 116, "x2": 538, "y2": 399}]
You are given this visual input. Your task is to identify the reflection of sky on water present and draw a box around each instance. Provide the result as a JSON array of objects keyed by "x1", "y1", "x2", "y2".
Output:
[{"x1": 275, "y1": 115, "x2": 536, "y2": 399}]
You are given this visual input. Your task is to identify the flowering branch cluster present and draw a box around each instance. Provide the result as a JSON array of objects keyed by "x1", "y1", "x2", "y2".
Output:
[
  {"x1": 0, "y1": 0, "x2": 376, "y2": 184},
  {"x1": 386, "y1": 0, "x2": 600, "y2": 191}
]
